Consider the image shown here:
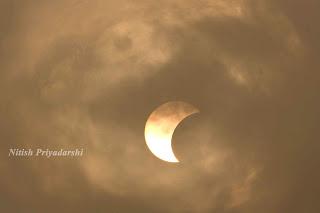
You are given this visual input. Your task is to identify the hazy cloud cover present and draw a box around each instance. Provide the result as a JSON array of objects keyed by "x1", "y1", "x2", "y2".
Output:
[{"x1": 1, "y1": 0, "x2": 319, "y2": 212}]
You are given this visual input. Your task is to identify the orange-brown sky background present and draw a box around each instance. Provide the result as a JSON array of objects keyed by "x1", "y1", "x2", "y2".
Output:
[{"x1": 1, "y1": 0, "x2": 319, "y2": 212}]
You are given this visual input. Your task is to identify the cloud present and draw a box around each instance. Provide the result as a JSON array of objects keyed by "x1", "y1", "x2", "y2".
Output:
[{"x1": 1, "y1": 0, "x2": 319, "y2": 212}]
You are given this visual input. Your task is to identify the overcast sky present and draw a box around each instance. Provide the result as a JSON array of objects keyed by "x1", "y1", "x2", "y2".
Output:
[{"x1": 1, "y1": 0, "x2": 319, "y2": 212}]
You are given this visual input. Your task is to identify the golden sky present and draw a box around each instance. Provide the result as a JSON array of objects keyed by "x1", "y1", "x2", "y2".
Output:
[{"x1": 1, "y1": 0, "x2": 320, "y2": 212}]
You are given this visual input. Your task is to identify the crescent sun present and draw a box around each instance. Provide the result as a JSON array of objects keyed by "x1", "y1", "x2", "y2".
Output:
[{"x1": 144, "y1": 101, "x2": 199, "y2": 163}]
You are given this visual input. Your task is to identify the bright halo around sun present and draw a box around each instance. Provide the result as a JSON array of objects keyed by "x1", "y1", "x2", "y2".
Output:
[{"x1": 144, "y1": 101, "x2": 199, "y2": 163}]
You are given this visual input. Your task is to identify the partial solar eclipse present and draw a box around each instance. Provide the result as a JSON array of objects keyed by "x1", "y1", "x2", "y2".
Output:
[{"x1": 144, "y1": 101, "x2": 199, "y2": 163}]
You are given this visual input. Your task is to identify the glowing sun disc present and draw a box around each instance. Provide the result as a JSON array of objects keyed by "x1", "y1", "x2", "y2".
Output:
[{"x1": 144, "y1": 101, "x2": 199, "y2": 163}]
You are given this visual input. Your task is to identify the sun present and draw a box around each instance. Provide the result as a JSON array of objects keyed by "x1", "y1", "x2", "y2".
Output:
[{"x1": 144, "y1": 101, "x2": 199, "y2": 163}]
